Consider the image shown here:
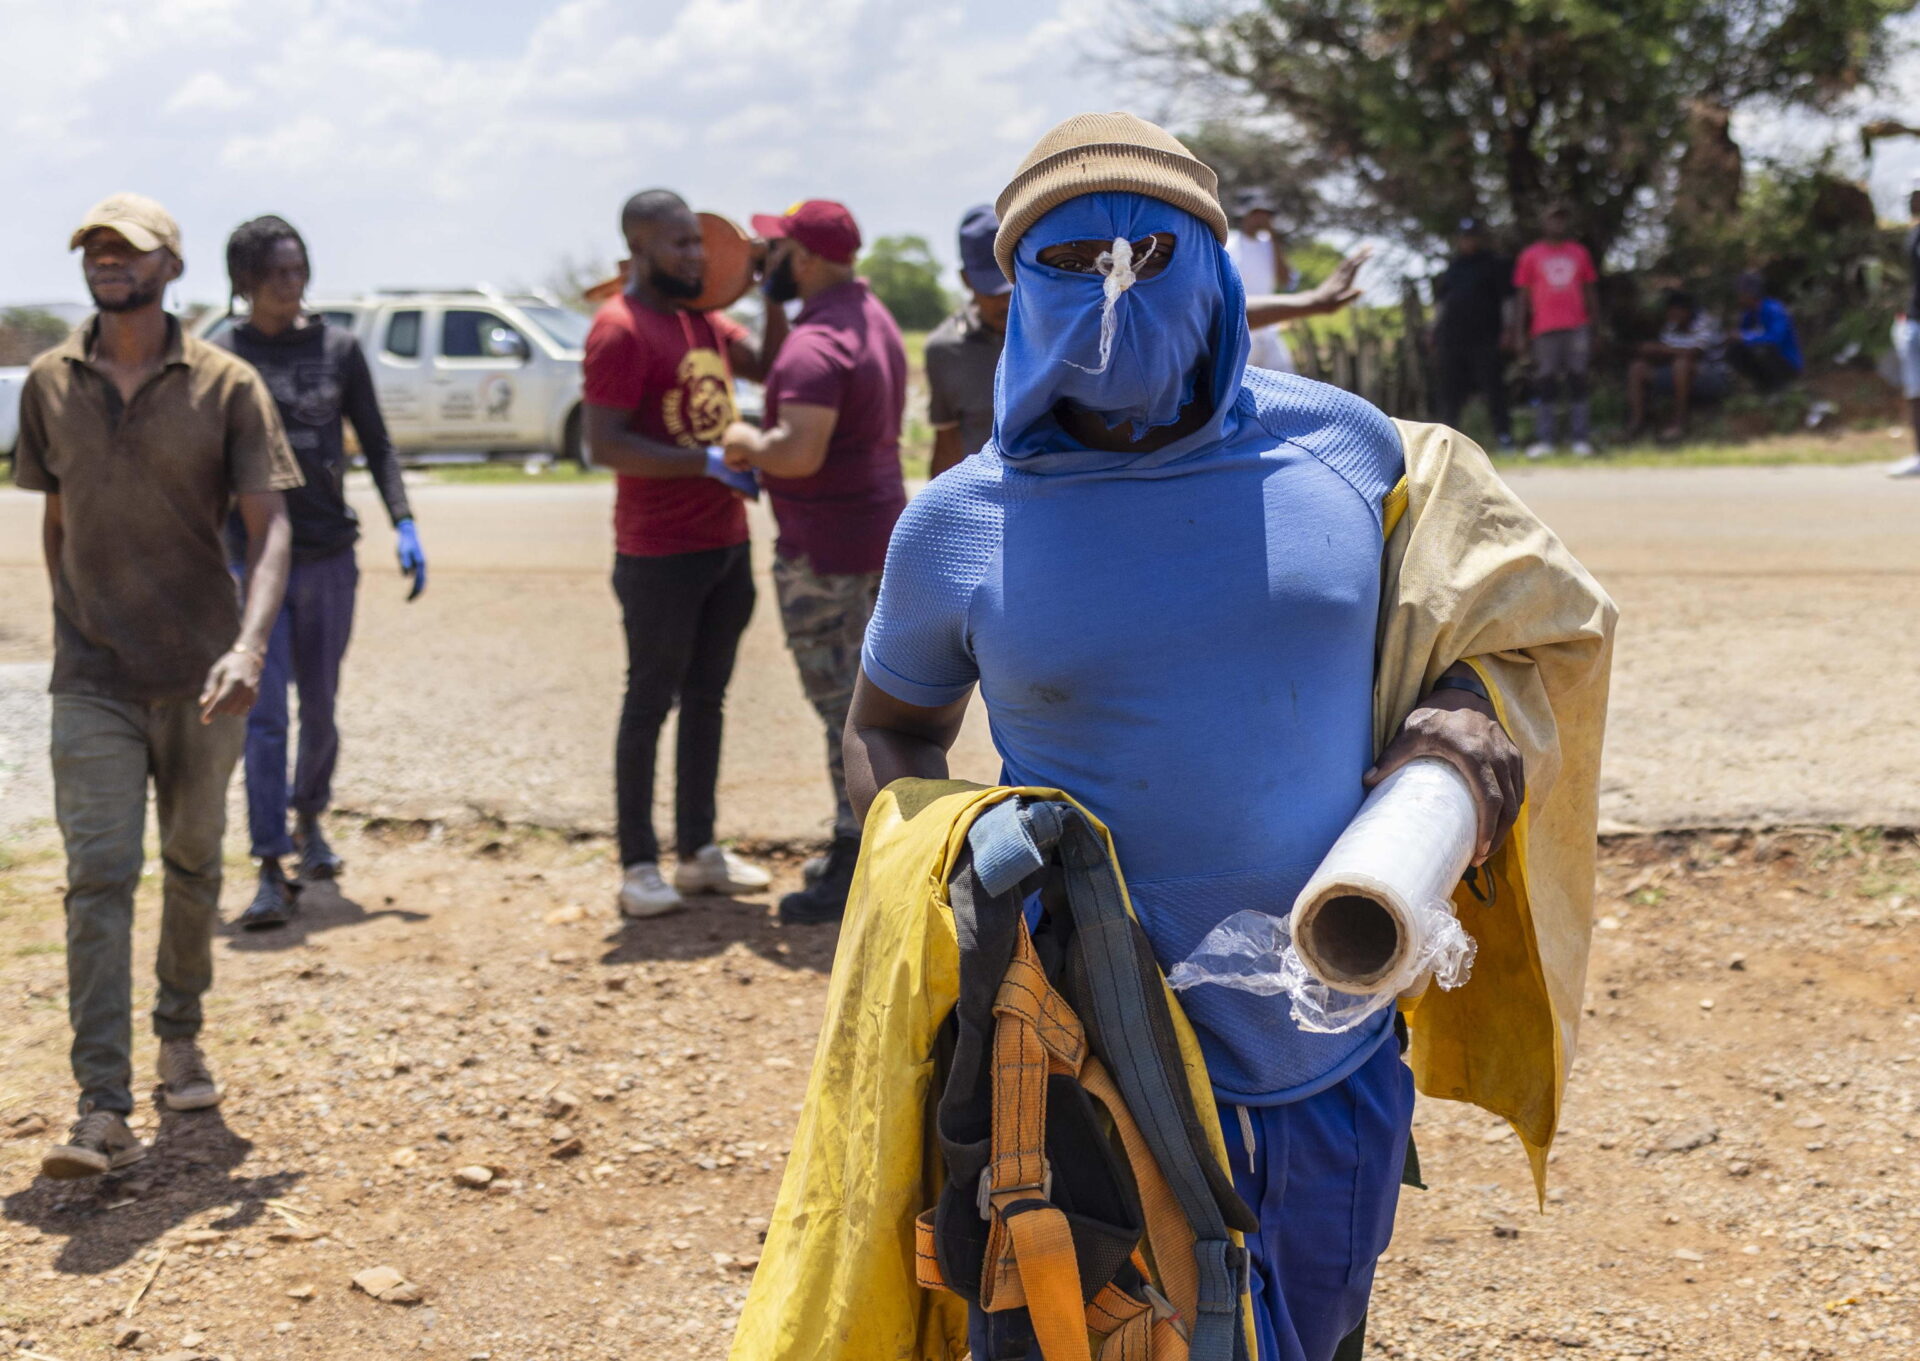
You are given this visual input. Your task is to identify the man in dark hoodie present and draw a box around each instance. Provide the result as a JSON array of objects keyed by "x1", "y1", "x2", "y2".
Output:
[{"x1": 213, "y1": 215, "x2": 426, "y2": 927}]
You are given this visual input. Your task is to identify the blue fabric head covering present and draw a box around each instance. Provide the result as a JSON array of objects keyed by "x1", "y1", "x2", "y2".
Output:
[{"x1": 992, "y1": 191, "x2": 1250, "y2": 474}]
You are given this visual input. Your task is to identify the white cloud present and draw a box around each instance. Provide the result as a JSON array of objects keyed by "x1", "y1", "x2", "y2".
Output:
[
  {"x1": 165, "y1": 71, "x2": 252, "y2": 114},
  {"x1": 0, "y1": 0, "x2": 1132, "y2": 304}
]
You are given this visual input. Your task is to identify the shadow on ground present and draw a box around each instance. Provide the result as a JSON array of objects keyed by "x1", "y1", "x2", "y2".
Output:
[
  {"x1": 3, "y1": 1104, "x2": 303, "y2": 1274},
  {"x1": 219, "y1": 880, "x2": 428, "y2": 953},
  {"x1": 598, "y1": 894, "x2": 840, "y2": 973}
]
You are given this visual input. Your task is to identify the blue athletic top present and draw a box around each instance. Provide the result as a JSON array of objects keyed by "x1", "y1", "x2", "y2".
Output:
[{"x1": 863, "y1": 370, "x2": 1406, "y2": 1103}]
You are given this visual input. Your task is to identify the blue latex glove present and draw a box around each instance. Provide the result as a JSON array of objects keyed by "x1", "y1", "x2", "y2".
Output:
[
  {"x1": 395, "y1": 518, "x2": 427, "y2": 601},
  {"x1": 705, "y1": 447, "x2": 761, "y2": 500}
]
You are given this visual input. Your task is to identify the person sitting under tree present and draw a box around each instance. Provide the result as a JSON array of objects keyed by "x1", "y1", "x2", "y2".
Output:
[
  {"x1": 1724, "y1": 271, "x2": 1802, "y2": 397},
  {"x1": 1625, "y1": 290, "x2": 1734, "y2": 443}
]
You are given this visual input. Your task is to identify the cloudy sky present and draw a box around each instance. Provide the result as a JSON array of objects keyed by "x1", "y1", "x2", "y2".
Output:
[
  {"x1": 0, "y1": 0, "x2": 1123, "y2": 307},
  {"x1": 3, "y1": 0, "x2": 1917, "y2": 309}
]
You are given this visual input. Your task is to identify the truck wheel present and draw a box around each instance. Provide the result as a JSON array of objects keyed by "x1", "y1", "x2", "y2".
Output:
[{"x1": 563, "y1": 407, "x2": 589, "y2": 468}]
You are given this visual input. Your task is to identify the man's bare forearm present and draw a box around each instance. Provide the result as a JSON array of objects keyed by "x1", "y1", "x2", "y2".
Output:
[
  {"x1": 846, "y1": 725, "x2": 953, "y2": 823},
  {"x1": 844, "y1": 672, "x2": 971, "y2": 820},
  {"x1": 40, "y1": 496, "x2": 63, "y2": 585},
  {"x1": 587, "y1": 424, "x2": 707, "y2": 477},
  {"x1": 928, "y1": 426, "x2": 964, "y2": 479},
  {"x1": 237, "y1": 495, "x2": 292, "y2": 654},
  {"x1": 1245, "y1": 293, "x2": 1336, "y2": 328}
]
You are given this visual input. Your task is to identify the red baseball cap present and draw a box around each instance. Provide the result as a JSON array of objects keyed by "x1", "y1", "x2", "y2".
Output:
[{"x1": 751, "y1": 200, "x2": 861, "y2": 265}]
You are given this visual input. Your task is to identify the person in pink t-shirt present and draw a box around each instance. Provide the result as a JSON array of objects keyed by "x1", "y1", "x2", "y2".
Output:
[{"x1": 1512, "y1": 205, "x2": 1600, "y2": 457}]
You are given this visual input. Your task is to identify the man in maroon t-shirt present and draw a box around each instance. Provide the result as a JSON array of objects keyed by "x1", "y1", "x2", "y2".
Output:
[
  {"x1": 722, "y1": 199, "x2": 908, "y2": 924},
  {"x1": 583, "y1": 188, "x2": 788, "y2": 920}
]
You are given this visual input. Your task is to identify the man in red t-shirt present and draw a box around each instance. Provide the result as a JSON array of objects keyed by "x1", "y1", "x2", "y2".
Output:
[
  {"x1": 721, "y1": 199, "x2": 908, "y2": 925},
  {"x1": 583, "y1": 189, "x2": 787, "y2": 920},
  {"x1": 1512, "y1": 204, "x2": 1600, "y2": 458}
]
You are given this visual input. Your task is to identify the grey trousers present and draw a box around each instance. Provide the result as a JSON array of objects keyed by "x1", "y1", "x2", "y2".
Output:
[{"x1": 51, "y1": 695, "x2": 244, "y2": 1115}]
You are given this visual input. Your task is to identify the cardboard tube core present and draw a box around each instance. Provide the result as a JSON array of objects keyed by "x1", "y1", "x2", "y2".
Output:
[{"x1": 1293, "y1": 889, "x2": 1408, "y2": 990}]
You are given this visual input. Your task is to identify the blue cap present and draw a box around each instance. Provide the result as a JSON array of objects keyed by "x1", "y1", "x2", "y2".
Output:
[{"x1": 958, "y1": 203, "x2": 1011, "y2": 297}]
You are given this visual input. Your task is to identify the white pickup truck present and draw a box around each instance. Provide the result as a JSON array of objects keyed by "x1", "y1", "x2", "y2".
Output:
[
  {"x1": 0, "y1": 367, "x2": 25, "y2": 456},
  {"x1": 197, "y1": 287, "x2": 593, "y2": 464},
  {"x1": 3, "y1": 288, "x2": 761, "y2": 464},
  {"x1": 0, "y1": 288, "x2": 590, "y2": 464}
]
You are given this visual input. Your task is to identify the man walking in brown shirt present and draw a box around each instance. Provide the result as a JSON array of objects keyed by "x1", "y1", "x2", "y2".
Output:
[{"x1": 11, "y1": 194, "x2": 301, "y2": 1179}]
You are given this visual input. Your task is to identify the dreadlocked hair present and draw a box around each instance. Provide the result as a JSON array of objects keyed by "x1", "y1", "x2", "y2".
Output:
[{"x1": 225, "y1": 214, "x2": 309, "y2": 316}]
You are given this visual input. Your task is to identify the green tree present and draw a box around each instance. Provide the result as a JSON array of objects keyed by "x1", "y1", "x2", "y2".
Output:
[
  {"x1": 859, "y1": 235, "x2": 952, "y2": 330},
  {"x1": 0, "y1": 307, "x2": 70, "y2": 366},
  {"x1": 1135, "y1": 0, "x2": 1916, "y2": 264}
]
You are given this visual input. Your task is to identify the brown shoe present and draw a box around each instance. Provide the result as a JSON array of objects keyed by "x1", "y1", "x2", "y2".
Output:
[
  {"x1": 42, "y1": 1107, "x2": 145, "y2": 1180},
  {"x1": 158, "y1": 1037, "x2": 221, "y2": 1111}
]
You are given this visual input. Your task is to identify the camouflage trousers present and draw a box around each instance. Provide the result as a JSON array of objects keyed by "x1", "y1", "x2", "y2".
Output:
[{"x1": 773, "y1": 553, "x2": 882, "y2": 840}]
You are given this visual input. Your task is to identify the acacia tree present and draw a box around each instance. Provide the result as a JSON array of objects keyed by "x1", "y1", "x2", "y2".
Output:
[{"x1": 1138, "y1": 0, "x2": 1916, "y2": 263}]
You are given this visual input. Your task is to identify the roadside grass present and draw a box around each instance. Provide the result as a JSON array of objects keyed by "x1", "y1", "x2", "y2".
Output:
[
  {"x1": 423, "y1": 459, "x2": 610, "y2": 484},
  {"x1": 1498, "y1": 426, "x2": 1904, "y2": 470},
  {"x1": 414, "y1": 424, "x2": 1903, "y2": 487}
]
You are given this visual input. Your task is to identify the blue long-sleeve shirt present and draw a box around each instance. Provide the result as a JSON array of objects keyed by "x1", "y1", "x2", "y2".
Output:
[{"x1": 1738, "y1": 298, "x2": 1803, "y2": 374}]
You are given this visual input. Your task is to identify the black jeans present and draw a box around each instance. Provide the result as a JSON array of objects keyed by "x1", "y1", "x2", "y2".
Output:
[
  {"x1": 1437, "y1": 337, "x2": 1511, "y2": 440},
  {"x1": 613, "y1": 544, "x2": 756, "y2": 866},
  {"x1": 1726, "y1": 340, "x2": 1798, "y2": 394}
]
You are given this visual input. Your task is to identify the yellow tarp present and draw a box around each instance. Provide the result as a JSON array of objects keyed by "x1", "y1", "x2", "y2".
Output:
[
  {"x1": 729, "y1": 783, "x2": 1242, "y2": 1361},
  {"x1": 1383, "y1": 421, "x2": 1617, "y2": 1195}
]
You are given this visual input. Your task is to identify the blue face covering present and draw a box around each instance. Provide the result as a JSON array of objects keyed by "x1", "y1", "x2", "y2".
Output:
[{"x1": 993, "y1": 192, "x2": 1250, "y2": 473}]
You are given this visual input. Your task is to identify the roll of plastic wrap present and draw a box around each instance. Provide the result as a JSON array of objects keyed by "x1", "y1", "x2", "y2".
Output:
[{"x1": 1288, "y1": 757, "x2": 1479, "y2": 996}]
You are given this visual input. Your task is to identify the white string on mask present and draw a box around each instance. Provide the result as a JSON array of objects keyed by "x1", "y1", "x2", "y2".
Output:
[{"x1": 1064, "y1": 234, "x2": 1155, "y2": 375}]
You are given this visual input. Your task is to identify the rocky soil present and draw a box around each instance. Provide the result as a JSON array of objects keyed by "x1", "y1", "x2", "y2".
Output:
[{"x1": 0, "y1": 819, "x2": 1914, "y2": 1360}]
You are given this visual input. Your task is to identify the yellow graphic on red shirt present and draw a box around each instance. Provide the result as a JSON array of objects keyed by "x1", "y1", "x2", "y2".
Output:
[{"x1": 662, "y1": 348, "x2": 736, "y2": 446}]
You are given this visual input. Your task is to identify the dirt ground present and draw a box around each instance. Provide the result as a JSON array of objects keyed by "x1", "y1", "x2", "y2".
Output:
[
  {"x1": 3, "y1": 453, "x2": 1920, "y2": 844},
  {"x1": 0, "y1": 820, "x2": 1914, "y2": 1360},
  {"x1": 1, "y1": 457, "x2": 1918, "y2": 1360}
]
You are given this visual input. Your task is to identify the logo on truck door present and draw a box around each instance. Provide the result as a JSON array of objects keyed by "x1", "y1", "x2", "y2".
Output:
[{"x1": 479, "y1": 375, "x2": 515, "y2": 420}]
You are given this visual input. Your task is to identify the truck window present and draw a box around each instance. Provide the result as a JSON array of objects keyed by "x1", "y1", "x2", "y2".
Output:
[
  {"x1": 443, "y1": 310, "x2": 528, "y2": 362},
  {"x1": 385, "y1": 310, "x2": 423, "y2": 359}
]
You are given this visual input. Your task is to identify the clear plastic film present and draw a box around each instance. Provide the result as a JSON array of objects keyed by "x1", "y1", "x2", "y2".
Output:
[{"x1": 1167, "y1": 758, "x2": 1481, "y2": 1034}]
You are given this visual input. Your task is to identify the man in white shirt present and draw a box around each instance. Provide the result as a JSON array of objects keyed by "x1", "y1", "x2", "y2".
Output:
[
  {"x1": 1226, "y1": 188, "x2": 1296, "y2": 372},
  {"x1": 1625, "y1": 289, "x2": 1731, "y2": 442}
]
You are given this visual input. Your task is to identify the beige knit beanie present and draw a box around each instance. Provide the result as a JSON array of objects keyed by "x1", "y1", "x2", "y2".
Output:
[{"x1": 993, "y1": 112, "x2": 1227, "y2": 280}]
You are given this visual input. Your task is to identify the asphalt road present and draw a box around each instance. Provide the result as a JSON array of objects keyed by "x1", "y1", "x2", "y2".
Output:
[{"x1": 1, "y1": 460, "x2": 1917, "y2": 845}]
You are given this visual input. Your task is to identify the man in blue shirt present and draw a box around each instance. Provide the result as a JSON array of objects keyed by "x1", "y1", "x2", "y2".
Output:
[
  {"x1": 845, "y1": 113, "x2": 1523, "y2": 1361},
  {"x1": 1726, "y1": 271, "x2": 1803, "y2": 395}
]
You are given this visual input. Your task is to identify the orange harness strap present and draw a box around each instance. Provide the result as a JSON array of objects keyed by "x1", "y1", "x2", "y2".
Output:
[
  {"x1": 980, "y1": 927, "x2": 1090, "y2": 1359},
  {"x1": 924, "y1": 923, "x2": 1194, "y2": 1360}
]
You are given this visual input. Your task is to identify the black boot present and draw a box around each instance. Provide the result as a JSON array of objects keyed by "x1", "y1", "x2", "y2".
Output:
[
  {"x1": 778, "y1": 834, "x2": 859, "y2": 925},
  {"x1": 294, "y1": 816, "x2": 345, "y2": 881},
  {"x1": 238, "y1": 859, "x2": 299, "y2": 930}
]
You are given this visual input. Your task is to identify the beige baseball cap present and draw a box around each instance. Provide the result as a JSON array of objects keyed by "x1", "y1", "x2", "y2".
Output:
[{"x1": 69, "y1": 193, "x2": 182, "y2": 257}]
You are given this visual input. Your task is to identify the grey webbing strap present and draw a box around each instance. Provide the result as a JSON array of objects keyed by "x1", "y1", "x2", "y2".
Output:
[
  {"x1": 1051, "y1": 810, "x2": 1247, "y2": 1361},
  {"x1": 965, "y1": 798, "x2": 1065, "y2": 899}
]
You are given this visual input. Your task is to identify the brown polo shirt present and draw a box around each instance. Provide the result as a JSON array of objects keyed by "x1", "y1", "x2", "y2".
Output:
[{"x1": 12, "y1": 316, "x2": 302, "y2": 701}]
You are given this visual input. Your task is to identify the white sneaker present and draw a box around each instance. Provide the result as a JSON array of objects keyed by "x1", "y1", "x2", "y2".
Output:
[
  {"x1": 672, "y1": 844, "x2": 771, "y2": 895},
  {"x1": 1887, "y1": 453, "x2": 1920, "y2": 479},
  {"x1": 1525, "y1": 441, "x2": 1555, "y2": 460},
  {"x1": 617, "y1": 863, "x2": 683, "y2": 918},
  {"x1": 1570, "y1": 439, "x2": 1598, "y2": 458}
]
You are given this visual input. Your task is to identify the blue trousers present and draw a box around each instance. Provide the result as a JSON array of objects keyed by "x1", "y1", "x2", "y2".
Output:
[
  {"x1": 1225, "y1": 1035, "x2": 1414, "y2": 1361},
  {"x1": 244, "y1": 549, "x2": 358, "y2": 860},
  {"x1": 968, "y1": 1034, "x2": 1413, "y2": 1361}
]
